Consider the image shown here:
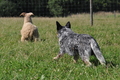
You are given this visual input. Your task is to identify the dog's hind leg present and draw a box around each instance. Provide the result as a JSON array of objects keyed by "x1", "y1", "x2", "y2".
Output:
[
  {"x1": 79, "y1": 49, "x2": 92, "y2": 66},
  {"x1": 82, "y1": 54, "x2": 92, "y2": 66},
  {"x1": 83, "y1": 59, "x2": 92, "y2": 67}
]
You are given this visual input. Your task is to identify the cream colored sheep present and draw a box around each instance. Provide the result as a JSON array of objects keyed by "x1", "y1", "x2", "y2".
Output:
[{"x1": 20, "y1": 12, "x2": 39, "y2": 42}]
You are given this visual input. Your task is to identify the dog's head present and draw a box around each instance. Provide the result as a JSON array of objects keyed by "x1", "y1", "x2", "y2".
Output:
[
  {"x1": 56, "y1": 21, "x2": 72, "y2": 37},
  {"x1": 56, "y1": 21, "x2": 71, "y2": 31}
]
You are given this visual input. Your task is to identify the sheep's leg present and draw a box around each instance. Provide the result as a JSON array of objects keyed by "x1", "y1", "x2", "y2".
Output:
[
  {"x1": 33, "y1": 31, "x2": 39, "y2": 42},
  {"x1": 21, "y1": 36, "x2": 25, "y2": 42},
  {"x1": 34, "y1": 38, "x2": 37, "y2": 42},
  {"x1": 34, "y1": 38, "x2": 39, "y2": 42}
]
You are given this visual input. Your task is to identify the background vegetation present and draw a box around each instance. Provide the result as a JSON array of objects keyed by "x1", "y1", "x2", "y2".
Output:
[
  {"x1": 0, "y1": 0, "x2": 120, "y2": 17},
  {"x1": 0, "y1": 13, "x2": 120, "y2": 79}
]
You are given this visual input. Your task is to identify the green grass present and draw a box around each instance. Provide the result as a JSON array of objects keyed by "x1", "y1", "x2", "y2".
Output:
[{"x1": 0, "y1": 13, "x2": 120, "y2": 80}]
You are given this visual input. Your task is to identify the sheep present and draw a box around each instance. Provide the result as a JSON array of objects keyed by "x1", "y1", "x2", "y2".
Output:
[{"x1": 20, "y1": 12, "x2": 39, "y2": 42}]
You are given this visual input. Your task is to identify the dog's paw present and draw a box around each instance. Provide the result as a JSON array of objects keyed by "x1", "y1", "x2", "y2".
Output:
[
  {"x1": 101, "y1": 62, "x2": 106, "y2": 66},
  {"x1": 86, "y1": 64, "x2": 92, "y2": 67},
  {"x1": 53, "y1": 57, "x2": 58, "y2": 60},
  {"x1": 73, "y1": 59, "x2": 77, "y2": 63}
]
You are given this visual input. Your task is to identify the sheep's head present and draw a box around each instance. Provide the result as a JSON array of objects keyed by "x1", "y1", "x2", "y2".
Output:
[
  {"x1": 20, "y1": 12, "x2": 34, "y2": 17},
  {"x1": 20, "y1": 12, "x2": 26, "y2": 16},
  {"x1": 20, "y1": 12, "x2": 34, "y2": 23}
]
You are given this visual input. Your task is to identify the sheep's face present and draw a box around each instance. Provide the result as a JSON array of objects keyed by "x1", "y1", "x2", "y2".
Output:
[{"x1": 20, "y1": 12, "x2": 34, "y2": 17}]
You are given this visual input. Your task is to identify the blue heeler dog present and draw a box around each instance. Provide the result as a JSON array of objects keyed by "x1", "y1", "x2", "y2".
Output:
[{"x1": 53, "y1": 21, "x2": 106, "y2": 66}]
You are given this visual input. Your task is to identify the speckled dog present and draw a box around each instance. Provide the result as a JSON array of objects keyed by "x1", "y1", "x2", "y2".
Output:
[{"x1": 53, "y1": 21, "x2": 106, "y2": 66}]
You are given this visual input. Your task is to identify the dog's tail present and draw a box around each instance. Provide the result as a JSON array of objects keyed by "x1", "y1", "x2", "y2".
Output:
[{"x1": 90, "y1": 39, "x2": 106, "y2": 65}]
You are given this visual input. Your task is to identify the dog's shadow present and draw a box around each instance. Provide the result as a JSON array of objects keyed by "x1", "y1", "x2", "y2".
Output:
[{"x1": 91, "y1": 58, "x2": 117, "y2": 68}]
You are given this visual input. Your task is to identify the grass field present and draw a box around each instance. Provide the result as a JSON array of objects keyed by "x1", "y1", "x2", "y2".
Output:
[{"x1": 0, "y1": 13, "x2": 120, "y2": 80}]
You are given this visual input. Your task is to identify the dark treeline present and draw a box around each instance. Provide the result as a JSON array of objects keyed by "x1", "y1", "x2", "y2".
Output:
[{"x1": 0, "y1": 0, "x2": 119, "y2": 17}]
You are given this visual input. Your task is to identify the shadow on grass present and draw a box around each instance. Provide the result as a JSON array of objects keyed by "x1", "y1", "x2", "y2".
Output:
[
  {"x1": 40, "y1": 38, "x2": 46, "y2": 42},
  {"x1": 106, "y1": 61, "x2": 118, "y2": 68},
  {"x1": 91, "y1": 58, "x2": 117, "y2": 68}
]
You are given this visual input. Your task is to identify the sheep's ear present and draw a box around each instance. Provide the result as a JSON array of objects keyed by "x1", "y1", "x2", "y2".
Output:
[
  {"x1": 65, "y1": 21, "x2": 71, "y2": 28},
  {"x1": 20, "y1": 12, "x2": 26, "y2": 16},
  {"x1": 29, "y1": 12, "x2": 34, "y2": 16},
  {"x1": 56, "y1": 21, "x2": 63, "y2": 31}
]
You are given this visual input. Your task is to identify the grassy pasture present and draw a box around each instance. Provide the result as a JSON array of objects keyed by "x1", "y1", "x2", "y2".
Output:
[{"x1": 0, "y1": 13, "x2": 120, "y2": 80}]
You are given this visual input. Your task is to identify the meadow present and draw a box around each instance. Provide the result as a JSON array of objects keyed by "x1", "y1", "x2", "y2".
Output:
[{"x1": 0, "y1": 12, "x2": 120, "y2": 80}]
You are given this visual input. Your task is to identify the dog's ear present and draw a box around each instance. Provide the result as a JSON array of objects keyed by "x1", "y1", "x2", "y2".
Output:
[
  {"x1": 65, "y1": 21, "x2": 71, "y2": 28},
  {"x1": 56, "y1": 21, "x2": 63, "y2": 31}
]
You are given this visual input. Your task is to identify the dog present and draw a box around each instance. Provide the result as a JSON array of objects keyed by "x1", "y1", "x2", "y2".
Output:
[{"x1": 53, "y1": 21, "x2": 106, "y2": 66}]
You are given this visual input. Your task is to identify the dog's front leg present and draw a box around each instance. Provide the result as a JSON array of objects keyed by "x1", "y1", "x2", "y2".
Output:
[
  {"x1": 54, "y1": 47, "x2": 65, "y2": 60},
  {"x1": 53, "y1": 53, "x2": 63, "y2": 60}
]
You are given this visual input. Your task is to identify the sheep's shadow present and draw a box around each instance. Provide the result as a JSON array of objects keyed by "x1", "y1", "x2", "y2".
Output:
[{"x1": 40, "y1": 39, "x2": 46, "y2": 42}]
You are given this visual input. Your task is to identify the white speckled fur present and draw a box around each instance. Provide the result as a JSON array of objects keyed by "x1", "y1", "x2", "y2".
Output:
[{"x1": 54, "y1": 21, "x2": 106, "y2": 66}]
